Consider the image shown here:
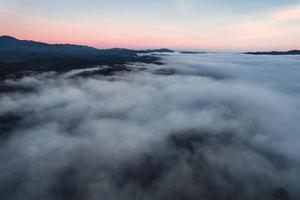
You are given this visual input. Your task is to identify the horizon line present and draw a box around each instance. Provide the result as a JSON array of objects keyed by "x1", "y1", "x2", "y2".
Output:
[{"x1": 1, "y1": 34, "x2": 299, "y2": 53}]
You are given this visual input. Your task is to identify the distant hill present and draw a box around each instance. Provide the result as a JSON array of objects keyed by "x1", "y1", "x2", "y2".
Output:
[
  {"x1": 179, "y1": 51, "x2": 207, "y2": 54},
  {"x1": 0, "y1": 36, "x2": 166, "y2": 78},
  {"x1": 136, "y1": 48, "x2": 174, "y2": 53},
  {"x1": 0, "y1": 36, "x2": 137, "y2": 64},
  {"x1": 245, "y1": 50, "x2": 300, "y2": 55},
  {"x1": 0, "y1": 36, "x2": 173, "y2": 61}
]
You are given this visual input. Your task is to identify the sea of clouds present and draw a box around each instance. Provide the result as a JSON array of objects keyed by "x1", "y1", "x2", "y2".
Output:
[{"x1": 0, "y1": 53, "x2": 299, "y2": 200}]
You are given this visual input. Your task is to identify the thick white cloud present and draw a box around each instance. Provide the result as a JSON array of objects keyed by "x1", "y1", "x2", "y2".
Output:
[{"x1": 0, "y1": 53, "x2": 300, "y2": 199}]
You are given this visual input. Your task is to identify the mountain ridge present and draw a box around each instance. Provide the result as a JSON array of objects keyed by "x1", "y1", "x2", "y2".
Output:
[
  {"x1": 245, "y1": 50, "x2": 300, "y2": 55},
  {"x1": 0, "y1": 35, "x2": 169, "y2": 79},
  {"x1": 0, "y1": 35, "x2": 174, "y2": 55}
]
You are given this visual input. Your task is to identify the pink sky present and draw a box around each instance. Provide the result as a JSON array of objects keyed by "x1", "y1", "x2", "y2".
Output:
[{"x1": 1, "y1": 1, "x2": 300, "y2": 51}]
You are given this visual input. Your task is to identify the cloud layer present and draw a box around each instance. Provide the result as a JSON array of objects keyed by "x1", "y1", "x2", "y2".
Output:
[{"x1": 0, "y1": 53, "x2": 300, "y2": 199}]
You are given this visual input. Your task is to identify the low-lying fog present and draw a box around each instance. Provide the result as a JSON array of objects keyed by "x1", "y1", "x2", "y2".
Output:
[{"x1": 1, "y1": 53, "x2": 300, "y2": 200}]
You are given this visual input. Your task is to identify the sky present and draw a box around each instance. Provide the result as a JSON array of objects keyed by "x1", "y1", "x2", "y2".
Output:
[{"x1": 1, "y1": 0, "x2": 300, "y2": 51}]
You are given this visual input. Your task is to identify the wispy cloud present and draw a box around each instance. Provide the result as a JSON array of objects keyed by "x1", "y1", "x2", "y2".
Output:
[
  {"x1": 235, "y1": 4, "x2": 300, "y2": 48},
  {"x1": 272, "y1": 4, "x2": 300, "y2": 22}
]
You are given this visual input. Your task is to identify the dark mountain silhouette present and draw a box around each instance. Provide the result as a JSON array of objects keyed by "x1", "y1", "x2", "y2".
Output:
[
  {"x1": 0, "y1": 36, "x2": 165, "y2": 79},
  {"x1": 179, "y1": 51, "x2": 207, "y2": 54},
  {"x1": 245, "y1": 50, "x2": 300, "y2": 55},
  {"x1": 137, "y1": 48, "x2": 174, "y2": 53}
]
